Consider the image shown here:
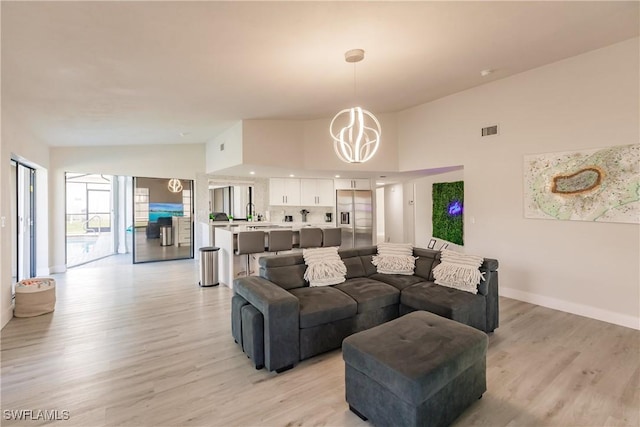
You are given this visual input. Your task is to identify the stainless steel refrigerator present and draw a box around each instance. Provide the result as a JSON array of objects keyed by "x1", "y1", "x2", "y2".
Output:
[{"x1": 336, "y1": 190, "x2": 373, "y2": 249}]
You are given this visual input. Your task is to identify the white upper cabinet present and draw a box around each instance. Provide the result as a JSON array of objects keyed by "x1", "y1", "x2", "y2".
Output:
[
  {"x1": 334, "y1": 178, "x2": 371, "y2": 190},
  {"x1": 269, "y1": 178, "x2": 301, "y2": 206},
  {"x1": 300, "y1": 179, "x2": 334, "y2": 206},
  {"x1": 316, "y1": 179, "x2": 335, "y2": 206}
]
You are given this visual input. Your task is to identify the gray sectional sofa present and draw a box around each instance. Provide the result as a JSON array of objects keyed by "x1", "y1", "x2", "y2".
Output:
[{"x1": 232, "y1": 246, "x2": 499, "y2": 373}]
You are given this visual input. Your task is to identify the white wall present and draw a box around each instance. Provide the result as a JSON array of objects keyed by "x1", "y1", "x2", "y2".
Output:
[
  {"x1": 375, "y1": 187, "x2": 385, "y2": 243},
  {"x1": 1, "y1": 110, "x2": 51, "y2": 329},
  {"x1": 243, "y1": 120, "x2": 305, "y2": 168},
  {"x1": 302, "y1": 113, "x2": 398, "y2": 173},
  {"x1": 213, "y1": 113, "x2": 400, "y2": 175},
  {"x1": 206, "y1": 121, "x2": 243, "y2": 173},
  {"x1": 398, "y1": 38, "x2": 640, "y2": 329},
  {"x1": 49, "y1": 143, "x2": 207, "y2": 272},
  {"x1": 402, "y1": 182, "x2": 415, "y2": 244}
]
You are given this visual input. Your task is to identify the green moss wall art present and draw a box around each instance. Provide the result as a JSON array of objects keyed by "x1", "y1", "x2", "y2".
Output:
[{"x1": 432, "y1": 181, "x2": 464, "y2": 245}]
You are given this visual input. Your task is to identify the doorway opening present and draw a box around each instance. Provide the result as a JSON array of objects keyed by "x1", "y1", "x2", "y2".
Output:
[
  {"x1": 65, "y1": 173, "x2": 116, "y2": 267},
  {"x1": 133, "y1": 176, "x2": 194, "y2": 263}
]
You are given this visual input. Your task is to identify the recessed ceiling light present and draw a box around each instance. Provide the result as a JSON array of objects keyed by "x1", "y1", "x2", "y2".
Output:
[
  {"x1": 179, "y1": 131, "x2": 190, "y2": 137},
  {"x1": 289, "y1": 174, "x2": 295, "y2": 177},
  {"x1": 335, "y1": 175, "x2": 341, "y2": 178},
  {"x1": 249, "y1": 171, "x2": 255, "y2": 175},
  {"x1": 480, "y1": 69, "x2": 493, "y2": 77},
  {"x1": 376, "y1": 182, "x2": 385, "y2": 186}
]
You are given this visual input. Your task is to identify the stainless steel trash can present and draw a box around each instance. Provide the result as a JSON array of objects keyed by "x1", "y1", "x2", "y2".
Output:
[
  {"x1": 160, "y1": 225, "x2": 173, "y2": 246},
  {"x1": 199, "y1": 246, "x2": 220, "y2": 287}
]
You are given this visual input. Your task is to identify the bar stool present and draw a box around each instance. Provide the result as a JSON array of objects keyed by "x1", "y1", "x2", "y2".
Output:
[
  {"x1": 299, "y1": 227, "x2": 323, "y2": 249},
  {"x1": 267, "y1": 229, "x2": 293, "y2": 254},
  {"x1": 236, "y1": 231, "x2": 265, "y2": 277},
  {"x1": 322, "y1": 228, "x2": 342, "y2": 247}
]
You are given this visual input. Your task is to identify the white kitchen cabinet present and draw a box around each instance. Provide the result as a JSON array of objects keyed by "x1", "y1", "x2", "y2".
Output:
[
  {"x1": 300, "y1": 179, "x2": 334, "y2": 206},
  {"x1": 334, "y1": 178, "x2": 371, "y2": 190},
  {"x1": 269, "y1": 178, "x2": 301, "y2": 206},
  {"x1": 173, "y1": 216, "x2": 191, "y2": 247}
]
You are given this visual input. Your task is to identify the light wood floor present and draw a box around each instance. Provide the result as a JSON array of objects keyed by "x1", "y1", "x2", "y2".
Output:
[{"x1": 1, "y1": 256, "x2": 638, "y2": 427}]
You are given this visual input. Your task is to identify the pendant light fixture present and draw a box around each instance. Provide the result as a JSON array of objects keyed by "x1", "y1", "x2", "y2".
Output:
[
  {"x1": 329, "y1": 49, "x2": 381, "y2": 164},
  {"x1": 167, "y1": 178, "x2": 183, "y2": 193}
]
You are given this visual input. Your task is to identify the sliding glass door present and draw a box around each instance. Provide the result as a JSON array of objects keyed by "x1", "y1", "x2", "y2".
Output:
[{"x1": 11, "y1": 160, "x2": 36, "y2": 291}]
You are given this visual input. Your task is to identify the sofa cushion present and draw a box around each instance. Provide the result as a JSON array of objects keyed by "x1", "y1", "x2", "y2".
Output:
[
  {"x1": 342, "y1": 256, "x2": 366, "y2": 279},
  {"x1": 360, "y1": 255, "x2": 378, "y2": 276},
  {"x1": 259, "y1": 254, "x2": 307, "y2": 290},
  {"x1": 412, "y1": 248, "x2": 441, "y2": 281},
  {"x1": 334, "y1": 278, "x2": 400, "y2": 313},
  {"x1": 260, "y1": 264, "x2": 308, "y2": 290},
  {"x1": 289, "y1": 286, "x2": 357, "y2": 328},
  {"x1": 413, "y1": 258, "x2": 435, "y2": 281},
  {"x1": 401, "y1": 282, "x2": 486, "y2": 331},
  {"x1": 369, "y1": 273, "x2": 425, "y2": 291},
  {"x1": 432, "y1": 249, "x2": 485, "y2": 294},
  {"x1": 303, "y1": 247, "x2": 347, "y2": 286},
  {"x1": 372, "y1": 242, "x2": 416, "y2": 275},
  {"x1": 339, "y1": 249, "x2": 378, "y2": 279}
]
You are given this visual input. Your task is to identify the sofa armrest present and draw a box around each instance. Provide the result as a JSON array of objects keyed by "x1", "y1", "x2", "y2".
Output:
[
  {"x1": 233, "y1": 276, "x2": 300, "y2": 372},
  {"x1": 476, "y1": 258, "x2": 499, "y2": 295},
  {"x1": 478, "y1": 258, "x2": 499, "y2": 332}
]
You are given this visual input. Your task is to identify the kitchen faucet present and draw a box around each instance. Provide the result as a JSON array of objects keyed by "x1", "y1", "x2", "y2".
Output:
[{"x1": 246, "y1": 202, "x2": 256, "y2": 219}]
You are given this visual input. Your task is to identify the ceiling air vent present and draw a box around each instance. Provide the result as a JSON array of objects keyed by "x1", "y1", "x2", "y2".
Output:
[
  {"x1": 481, "y1": 125, "x2": 498, "y2": 137},
  {"x1": 220, "y1": 143, "x2": 225, "y2": 151}
]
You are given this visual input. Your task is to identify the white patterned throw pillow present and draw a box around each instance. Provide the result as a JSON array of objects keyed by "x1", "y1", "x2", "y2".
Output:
[
  {"x1": 371, "y1": 242, "x2": 417, "y2": 275},
  {"x1": 432, "y1": 249, "x2": 485, "y2": 294},
  {"x1": 303, "y1": 247, "x2": 347, "y2": 287}
]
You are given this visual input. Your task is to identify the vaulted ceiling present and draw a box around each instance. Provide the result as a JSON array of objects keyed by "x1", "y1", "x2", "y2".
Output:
[{"x1": 2, "y1": 1, "x2": 638, "y2": 147}]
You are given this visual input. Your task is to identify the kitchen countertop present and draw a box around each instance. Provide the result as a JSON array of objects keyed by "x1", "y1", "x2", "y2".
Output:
[{"x1": 214, "y1": 223, "x2": 336, "y2": 233}]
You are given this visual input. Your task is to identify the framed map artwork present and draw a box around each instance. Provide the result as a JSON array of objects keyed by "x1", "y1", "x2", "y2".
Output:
[{"x1": 524, "y1": 144, "x2": 639, "y2": 224}]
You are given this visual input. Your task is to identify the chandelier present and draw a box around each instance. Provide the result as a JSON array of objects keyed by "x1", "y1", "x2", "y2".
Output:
[
  {"x1": 167, "y1": 178, "x2": 183, "y2": 193},
  {"x1": 329, "y1": 49, "x2": 381, "y2": 164}
]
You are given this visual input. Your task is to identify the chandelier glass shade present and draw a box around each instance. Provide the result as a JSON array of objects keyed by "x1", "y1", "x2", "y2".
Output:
[
  {"x1": 330, "y1": 107, "x2": 381, "y2": 163},
  {"x1": 167, "y1": 178, "x2": 183, "y2": 193}
]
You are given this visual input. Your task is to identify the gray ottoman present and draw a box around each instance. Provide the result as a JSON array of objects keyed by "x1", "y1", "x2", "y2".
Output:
[
  {"x1": 241, "y1": 304, "x2": 265, "y2": 370},
  {"x1": 231, "y1": 294, "x2": 249, "y2": 346},
  {"x1": 342, "y1": 311, "x2": 488, "y2": 427}
]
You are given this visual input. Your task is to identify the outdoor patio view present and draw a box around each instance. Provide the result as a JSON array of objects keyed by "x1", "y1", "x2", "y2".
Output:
[{"x1": 65, "y1": 173, "x2": 114, "y2": 267}]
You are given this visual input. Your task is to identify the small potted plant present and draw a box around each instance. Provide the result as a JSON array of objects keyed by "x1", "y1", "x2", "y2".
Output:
[{"x1": 228, "y1": 215, "x2": 234, "y2": 223}]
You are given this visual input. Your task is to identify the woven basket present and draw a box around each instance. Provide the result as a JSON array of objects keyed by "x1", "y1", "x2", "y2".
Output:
[{"x1": 14, "y1": 278, "x2": 56, "y2": 318}]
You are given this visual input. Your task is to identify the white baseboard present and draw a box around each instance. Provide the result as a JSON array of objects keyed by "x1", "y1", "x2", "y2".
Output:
[{"x1": 500, "y1": 287, "x2": 640, "y2": 330}]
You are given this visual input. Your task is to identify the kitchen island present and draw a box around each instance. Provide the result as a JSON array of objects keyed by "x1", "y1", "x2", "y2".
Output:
[{"x1": 214, "y1": 223, "x2": 335, "y2": 287}]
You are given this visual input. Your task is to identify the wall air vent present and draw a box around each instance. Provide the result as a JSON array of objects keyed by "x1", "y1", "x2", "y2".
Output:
[
  {"x1": 481, "y1": 125, "x2": 499, "y2": 137},
  {"x1": 220, "y1": 143, "x2": 225, "y2": 151}
]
